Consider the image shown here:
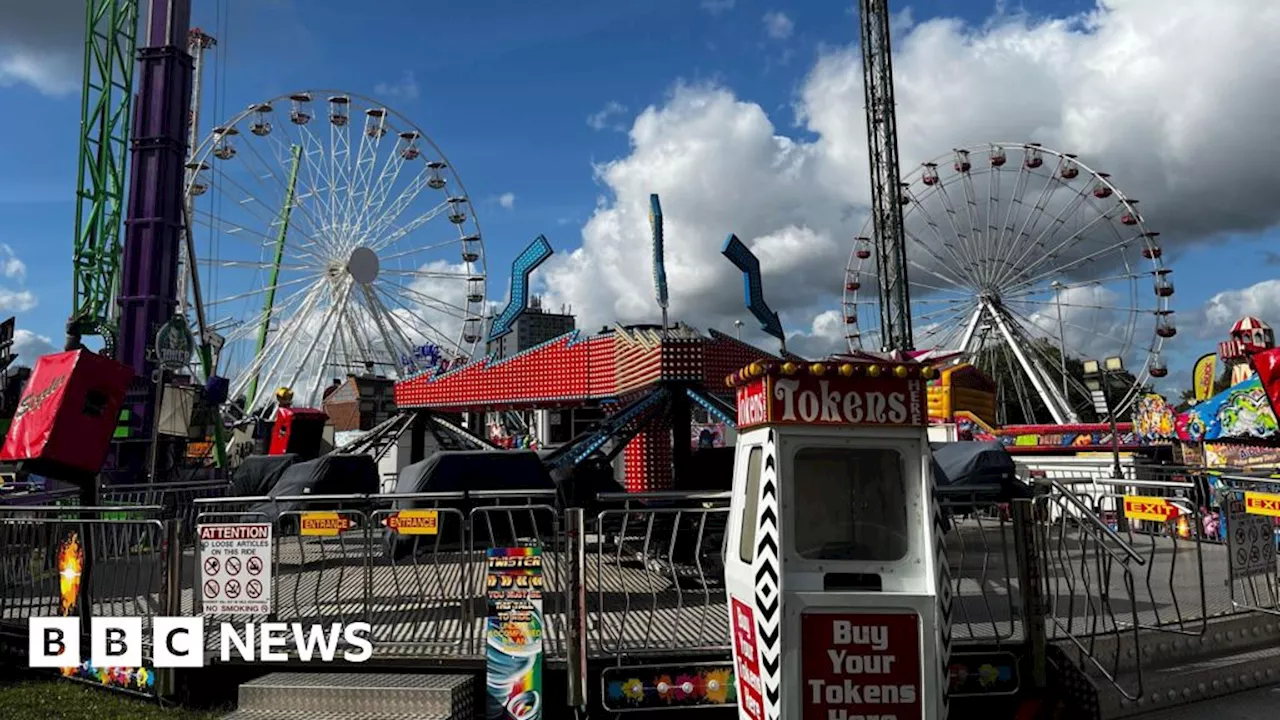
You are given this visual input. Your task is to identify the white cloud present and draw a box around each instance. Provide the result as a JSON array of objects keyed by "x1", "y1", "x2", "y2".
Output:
[
  {"x1": 540, "y1": 0, "x2": 1280, "y2": 380},
  {"x1": 763, "y1": 11, "x2": 794, "y2": 40},
  {"x1": 0, "y1": 1, "x2": 82, "y2": 96},
  {"x1": 700, "y1": 0, "x2": 735, "y2": 16},
  {"x1": 0, "y1": 244, "x2": 36, "y2": 314},
  {"x1": 374, "y1": 71, "x2": 420, "y2": 102},
  {"x1": 0, "y1": 245, "x2": 26, "y2": 281},
  {"x1": 1197, "y1": 279, "x2": 1280, "y2": 336},
  {"x1": 13, "y1": 328, "x2": 56, "y2": 362},
  {"x1": 498, "y1": 192, "x2": 516, "y2": 210},
  {"x1": 587, "y1": 101, "x2": 628, "y2": 131}
]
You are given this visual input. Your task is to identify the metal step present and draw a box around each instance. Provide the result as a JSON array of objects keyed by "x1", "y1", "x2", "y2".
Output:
[
  {"x1": 229, "y1": 672, "x2": 476, "y2": 720},
  {"x1": 1071, "y1": 611, "x2": 1280, "y2": 676},
  {"x1": 1098, "y1": 643, "x2": 1280, "y2": 718}
]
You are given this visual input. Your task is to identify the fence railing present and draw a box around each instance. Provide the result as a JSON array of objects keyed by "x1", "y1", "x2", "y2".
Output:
[{"x1": 0, "y1": 468, "x2": 1229, "y2": 702}]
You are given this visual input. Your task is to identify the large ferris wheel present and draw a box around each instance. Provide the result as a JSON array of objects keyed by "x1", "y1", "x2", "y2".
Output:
[
  {"x1": 842, "y1": 142, "x2": 1176, "y2": 425},
  {"x1": 184, "y1": 90, "x2": 488, "y2": 416}
]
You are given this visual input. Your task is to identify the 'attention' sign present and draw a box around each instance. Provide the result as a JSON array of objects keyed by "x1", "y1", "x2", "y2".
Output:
[{"x1": 801, "y1": 612, "x2": 921, "y2": 720}]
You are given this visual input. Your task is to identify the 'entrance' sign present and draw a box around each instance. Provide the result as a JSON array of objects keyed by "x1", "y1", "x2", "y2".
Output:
[{"x1": 801, "y1": 612, "x2": 922, "y2": 720}]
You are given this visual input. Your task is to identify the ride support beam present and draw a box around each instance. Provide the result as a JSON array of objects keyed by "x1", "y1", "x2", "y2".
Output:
[{"x1": 116, "y1": 0, "x2": 194, "y2": 458}]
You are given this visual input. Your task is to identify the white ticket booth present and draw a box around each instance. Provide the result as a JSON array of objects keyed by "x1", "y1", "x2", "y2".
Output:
[{"x1": 724, "y1": 358, "x2": 950, "y2": 720}]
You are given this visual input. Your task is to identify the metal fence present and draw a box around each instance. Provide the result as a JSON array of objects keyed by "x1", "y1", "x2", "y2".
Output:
[{"x1": 0, "y1": 465, "x2": 1236, "y2": 705}]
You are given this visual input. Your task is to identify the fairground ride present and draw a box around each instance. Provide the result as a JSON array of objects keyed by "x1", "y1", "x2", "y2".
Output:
[
  {"x1": 842, "y1": 143, "x2": 1175, "y2": 425},
  {"x1": 182, "y1": 91, "x2": 488, "y2": 418}
]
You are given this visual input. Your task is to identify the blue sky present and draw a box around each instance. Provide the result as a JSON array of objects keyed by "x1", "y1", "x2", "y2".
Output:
[{"x1": 2, "y1": 0, "x2": 1278, "y2": 401}]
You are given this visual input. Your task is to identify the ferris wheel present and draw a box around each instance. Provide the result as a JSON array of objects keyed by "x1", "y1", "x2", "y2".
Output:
[
  {"x1": 184, "y1": 90, "x2": 487, "y2": 416},
  {"x1": 842, "y1": 142, "x2": 1175, "y2": 425}
]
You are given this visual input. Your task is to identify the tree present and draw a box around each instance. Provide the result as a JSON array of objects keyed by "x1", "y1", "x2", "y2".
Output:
[{"x1": 975, "y1": 338, "x2": 1142, "y2": 426}]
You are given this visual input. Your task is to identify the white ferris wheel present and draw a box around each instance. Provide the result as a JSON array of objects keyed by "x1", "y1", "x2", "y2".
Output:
[
  {"x1": 842, "y1": 142, "x2": 1175, "y2": 425},
  {"x1": 184, "y1": 90, "x2": 487, "y2": 416}
]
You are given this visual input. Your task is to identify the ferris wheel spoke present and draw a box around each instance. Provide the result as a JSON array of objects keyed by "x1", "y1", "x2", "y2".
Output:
[
  {"x1": 288, "y1": 117, "x2": 347, "y2": 240},
  {"x1": 191, "y1": 206, "x2": 319, "y2": 266},
  {"x1": 994, "y1": 159, "x2": 1071, "y2": 289},
  {"x1": 902, "y1": 187, "x2": 983, "y2": 290},
  {"x1": 354, "y1": 132, "x2": 413, "y2": 243},
  {"x1": 230, "y1": 280, "x2": 328, "y2": 407},
  {"x1": 994, "y1": 178, "x2": 1096, "y2": 290},
  {"x1": 988, "y1": 167, "x2": 1050, "y2": 288},
  {"x1": 1001, "y1": 300, "x2": 1139, "y2": 359},
  {"x1": 283, "y1": 281, "x2": 356, "y2": 398},
  {"x1": 219, "y1": 278, "x2": 326, "y2": 375},
  {"x1": 994, "y1": 197, "x2": 1120, "y2": 290},
  {"x1": 368, "y1": 200, "x2": 452, "y2": 253},
  {"x1": 373, "y1": 282, "x2": 470, "y2": 348},
  {"x1": 363, "y1": 284, "x2": 447, "y2": 371},
  {"x1": 342, "y1": 112, "x2": 393, "y2": 242},
  {"x1": 1003, "y1": 249, "x2": 1157, "y2": 297},
  {"x1": 198, "y1": 165, "x2": 327, "y2": 267},
  {"x1": 928, "y1": 180, "x2": 987, "y2": 286},
  {"x1": 362, "y1": 166, "x2": 448, "y2": 245},
  {"x1": 380, "y1": 238, "x2": 469, "y2": 263},
  {"x1": 234, "y1": 132, "x2": 335, "y2": 253},
  {"x1": 952, "y1": 162, "x2": 998, "y2": 285},
  {"x1": 379, "y1": 279, "x2": 474, "y2": 321}
]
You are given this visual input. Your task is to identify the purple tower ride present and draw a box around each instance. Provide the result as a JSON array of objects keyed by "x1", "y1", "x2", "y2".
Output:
[{"x1": 116, "y1": 0, "x2": 193, "y2": 460}]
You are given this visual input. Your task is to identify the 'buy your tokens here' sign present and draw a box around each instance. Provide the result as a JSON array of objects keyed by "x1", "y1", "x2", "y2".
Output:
[{"x1": 801, "y1": 612, "x2": 922, "y2": 720}]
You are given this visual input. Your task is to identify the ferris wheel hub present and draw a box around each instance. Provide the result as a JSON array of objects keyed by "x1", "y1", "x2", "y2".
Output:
[{"x1": 346, "y1": 246, "x2": 380, "y2": 284}]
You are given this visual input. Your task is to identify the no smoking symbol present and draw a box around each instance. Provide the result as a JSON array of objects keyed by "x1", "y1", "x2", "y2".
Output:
[
  {"x1": 204, "y1": 557, "x2": 219, "y2": 575},
  {"x1": 226, "y1": 557, "x2": 242, "y2": 575},
  {"x1": 247, "y1": 557, "x2": 263, "y2": 575},
  {"x1": 226, "y1": 579, "x2": 242, "y2": 599},
  {"x1": 203, "y1": 579, "x2": 219, "y2": 598},
  {"x1": 247, "y1": 579, "x2": 263, "y2": 599}
]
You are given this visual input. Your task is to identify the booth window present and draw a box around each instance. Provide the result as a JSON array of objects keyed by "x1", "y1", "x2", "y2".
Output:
[
  {"x1": 792, "y1": 447, "x2": 908, "y2": 562},
  {"x1": 738, "y1": 447, "x2": 763, "y2": 563}
]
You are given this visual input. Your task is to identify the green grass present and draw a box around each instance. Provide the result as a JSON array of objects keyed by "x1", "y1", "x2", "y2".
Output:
[{"x1": 0, "y1": 676, "x2": 224, "y2": 720}]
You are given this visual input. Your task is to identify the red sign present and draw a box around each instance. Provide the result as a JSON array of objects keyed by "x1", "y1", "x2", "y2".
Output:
[
  {"x1": 736, "y1": 375, "x2": 926, "y2": 429},
  {"x1": 0, "y1": 350, "x2": 132, "y2": 475},
  {"x1": 801, "y1": 612, "x2": 922, "y2": 720},
  {"x1": 736, "y1": 379, "x2": 769, "y2": 428},
  {"x1": 730, "y1": 597, "x2": 764, "y2": 720}
]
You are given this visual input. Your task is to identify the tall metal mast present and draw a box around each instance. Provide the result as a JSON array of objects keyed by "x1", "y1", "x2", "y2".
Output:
[
  {"x1": 66, "y1": 0, "x2": 140, "y2": 353},
  {"x1": 178, "y1": 27, "x2": 216, "y2": 317},
  {"x1": 859, "y1": 0, "x2": 914, "y2": 351}
]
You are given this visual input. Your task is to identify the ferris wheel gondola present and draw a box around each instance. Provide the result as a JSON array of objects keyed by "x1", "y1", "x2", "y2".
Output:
[
  {"x1": 184, "y1": 90, "x2": 488, "y2": 417},
  {"x1": 842, "y1": 142, "x2": 1174, "y2": 424}
]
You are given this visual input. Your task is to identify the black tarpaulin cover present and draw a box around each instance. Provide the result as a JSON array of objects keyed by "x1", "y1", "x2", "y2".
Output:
[
  {"x1": 384, "y1": 450, "x2": 556, "y2": 559},
  {"x1": 249, "y1": 453, "x2": 379, "y2": 520},
  {"x1": 391, "y1": 450, "x2": 555, "y2": 496},
  {"x1": 930, "y1": 440, "x2": 1030, "y2": 502},
  {"x1": 229, "y1": 453, "x2": 299, "y2": 497}
]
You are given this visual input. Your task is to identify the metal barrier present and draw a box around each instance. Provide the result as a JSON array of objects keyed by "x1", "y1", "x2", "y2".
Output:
[
  {"x1": 190, "y1": 490, "x2": 560, "y2": 659},
  {"x1": 0, "y1": 505, "x2": 173, "y2": 627},
  {"x1": 1036, "y1": 478, "x2": 1145, "y2": 700},
  {"x1": 1212, "y1": 474, "x2": 1280, "y2": 617},
  {"x1": 0, "y1": 469, "x2": 1229, "y2": 706},
  {"x1": 587, "y1": 492, "x2": 731, "y2": 660}
]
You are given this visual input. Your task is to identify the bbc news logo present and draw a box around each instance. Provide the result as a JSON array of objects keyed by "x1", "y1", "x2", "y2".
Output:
[{"x1": 29, "y1": 617, "x2": 373, "y2": 668}]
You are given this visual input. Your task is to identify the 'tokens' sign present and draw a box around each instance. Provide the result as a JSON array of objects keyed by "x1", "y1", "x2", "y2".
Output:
[{"x1": 736, "y1": 376, "x2": 926, "y2": 430}]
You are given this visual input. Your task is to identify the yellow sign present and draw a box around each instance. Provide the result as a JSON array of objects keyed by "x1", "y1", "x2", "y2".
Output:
[
  {"x1": 1122, "y1": 496, "x2": 1180, "y2": 523},
  {"x1": 1245, "y1": 491, "x2": 1280, "y2": 517},
  {"x1": 1192, "y1": 353, "x2": 1217, "y2": 401},
  {"x1": 299, "y1": 512, "x2": 355, "y2": 536},
  {"x1": 383, "y1": 510, "x2": 439, "y2": 535}
]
